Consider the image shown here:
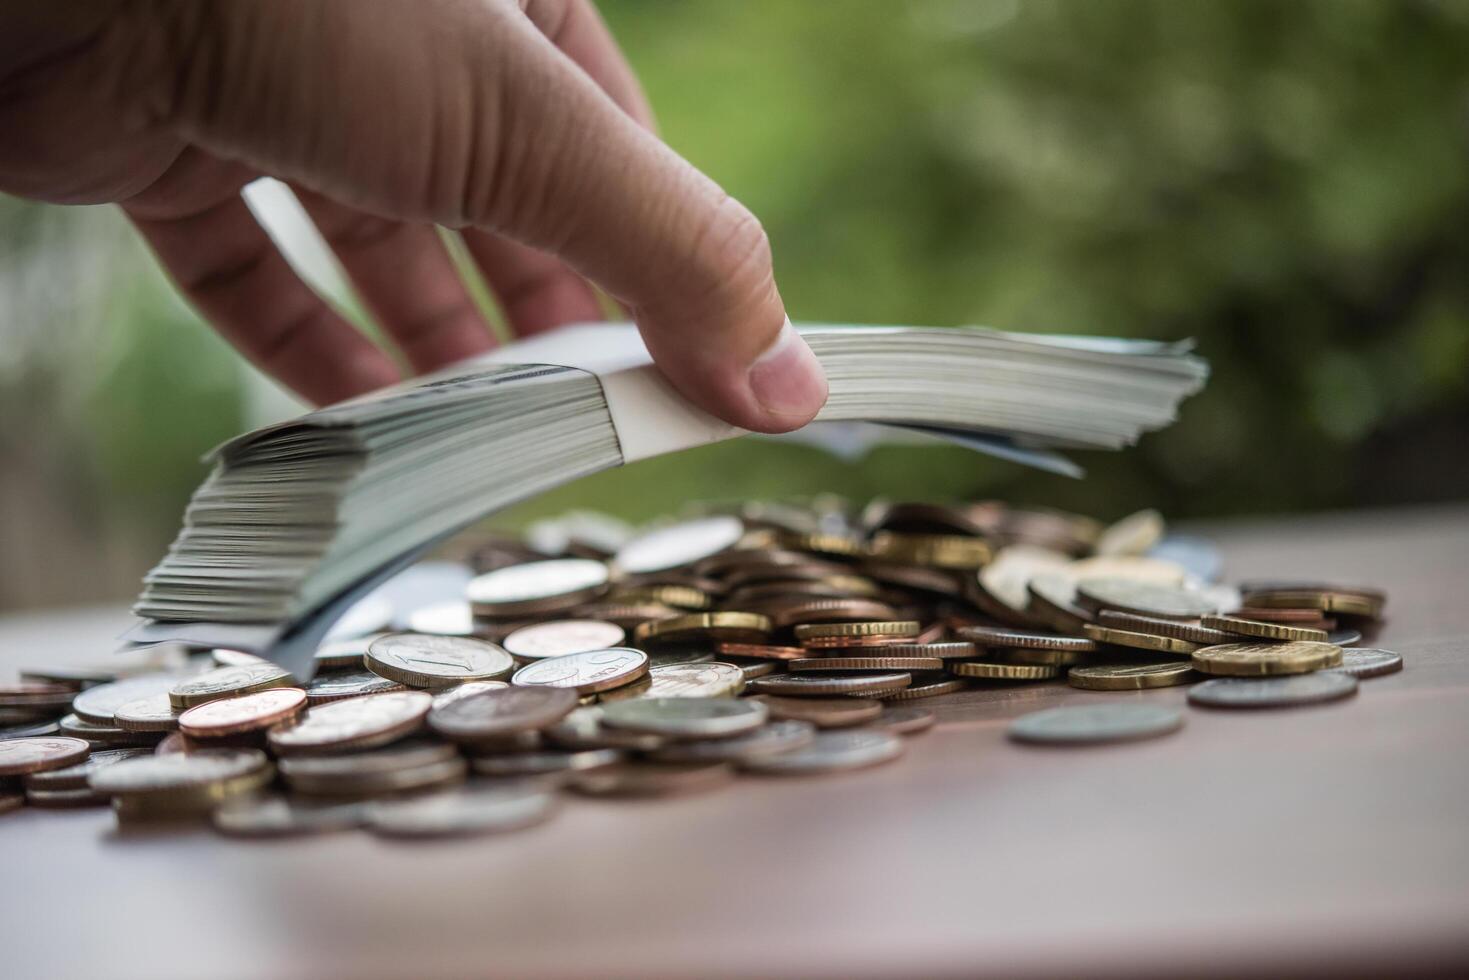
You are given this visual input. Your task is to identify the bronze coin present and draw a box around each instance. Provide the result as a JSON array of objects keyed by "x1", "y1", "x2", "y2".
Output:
[
  {"x1": 502, "y1": 620, "x2": 627, "y2": 660},
  {"x1": 0, "y1": 737, "x2": 90, "y2": 776},
  {"x1": 178, "y1": 688, "x2": 308, "y2": 738},
  {"x1": 882, "y1": 678, "x2": 969, "y2": 701},
  {"x1": 427, "y1": 686, "x2": 578, "y2": 742},
  {"x1": 748, "y1": 672, "x2": 912, "y2": 697},
  {"x1": 715, "y1": 642, "x2": 809, "y2": 661},
  {"x1": 1192, "y1": 641, "x2": 1343, "y2": 677}
]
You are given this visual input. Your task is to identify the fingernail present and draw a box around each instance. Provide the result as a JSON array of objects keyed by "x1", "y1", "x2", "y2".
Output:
[{"x1": 747, "y1": 318, "x2": 828, "y2": 423}]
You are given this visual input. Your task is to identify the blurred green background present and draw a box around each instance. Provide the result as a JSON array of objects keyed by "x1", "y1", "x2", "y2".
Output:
[{"x1": 3, "y1": 0, "x2": 1468, "y2": 609}]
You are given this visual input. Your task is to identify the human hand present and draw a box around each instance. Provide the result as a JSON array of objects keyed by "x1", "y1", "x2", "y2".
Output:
[{"x1": 0, "y1": 0, "x2": 827, "y2": 431}]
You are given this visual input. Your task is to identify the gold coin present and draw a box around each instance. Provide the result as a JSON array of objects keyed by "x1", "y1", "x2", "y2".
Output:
[
  {"x1": 1240, "y1": 590, "x2": 1382, "y2": 618},
  {"x1": 1191, "y1": 641, "x2": 1343, "y2": 677},
  {"x1": 993, "y1": 646, "x2": 1090, "y2": 666},
  {"x1": 168, "y1": 663, "x2": 295, "y2": 709},
  {"x1": 950, "y1": 662, "x2": 1058, "y2": 681},
  {"x1": 605, "y1": 585, "x2": 712, "y2": 610},
  {"x1": 1201, "y1": 614, "x2": 1330, "y2": 643},
  {"x1": 866, "y1": 532, "x2": 992, "y2": 569},
  {"x1": 793, "y1": 620, "x2": 921, "y2": 641},
  {"x1": 1083, "y1": 625, "x2": 1199, "y2": 657},
  {"x1": 634, "y1": 612, "x2": 772, "y2": 644},
  {"x1": 1068, "y1": 662, "x2": 1199, "y2": 691}
]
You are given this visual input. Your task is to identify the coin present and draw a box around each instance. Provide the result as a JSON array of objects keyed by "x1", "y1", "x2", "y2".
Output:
[
  {"x1": 58, "y1": 713, "x2": 160, "y2": 747},
  {"x1": 365, "y1": 634, "x2": 515, "y2": 688},
  {"x1": 950, "y1": 662, "x2": 1058, "y2": 681},
  {"x1": 571, "y1": 761, "x2": 735, "y2": 797},
  {"x1": 0, "y1": 737, "x2": 90, "y2": 776},
  {"x1": 1068, "y1": 662, "x2": 1200, "y2": 691},
  {"x1": 367, "y1": 788, "x2": 559, "y2": 838},
  {"x1": 743, "y1": 729, "x2": 905, "y2": 774},
  {"x1": 27, "y1": 787, "x2": 107, "y2": 808},
  {"x1": 22, "y1": 748, "x2": 152, "y2": 790},
  {"x1": 1241, "y1": 589, "x2": 1383, "y2": 618},
  {"x1": 748, "y1": 672, "x2": 912, "y2": 697},
  {"x1": 1008, "y1": 704, "x2": 1183, "y2": 744},
  {"x1": 794, "y1": 620, "x2": 921, "y2": 641},
  {"x1": 1327, "y1": 628, "x2": 1363, "y2": 647},
  {"x1": 1096, "y1": 611, "x2": 1237, "y2": 645},
  {"x1": 304, "y1": 670, "x2": 406, "y2": 704},
  {"x1": 714, "y1": 642, "x2": 808, "y2": 661},
  {"x1": 726, "y1": 659, "x2": 779, "y2": 681},
  {"x1": 543, "y1": 706, "x2": 666, "y2": 751},
  {"x1": 882, "y1": 678, "x2": 969, "y2": 701},
  {"x1": 0, "y1": 792, "x2": 24, "y2": 815},
  {"x1": 767, "y1": 598, "x2": 899, "y2": 629},
  {"x1": 601, "y1": 697, "x2": 768, "y2": 740},
  {"x1": 613, "y1": 516, "x2": 746, "y2": 574},
  {"x1": 276, "y1": 740, "x2": 455, "y2": 782},
  {"x1": 1083, "y1": 625, "x2": 1199, "y2": 657},
  {"x1": 856, "y1": 641, "x2": 977, "y2": 659},
  {"x1": 1233, "y1": 606, "x2": 1334, "y2": 624},
  {"x1": 427, "y1": 686, "x2": 578, "y2": 742},
  {"x1": 469, "y1": 748, "x2": 623, "y2": 778},
  {"x1": 647, "y1": 720, "x2": 816, "y2": 763},
  {"x1": 1191, "y1": 641, "x2": 1343, "y2": 677},
  {"x1": 751, "y1": 695, "x2": 883, "y2": 728},
  {"x1": 213, "y1": 796, "x2": 367, "y2": 837},
  {"x1": 867, "y1": 531, "x2": 991, "y2": 569},
  {"x1": 112, "y1": 695, "x2": 181, "y2": 733},
  {"x1": 284, "y1": 756, "x2": 468, "y2": 798},
  {"x1": 992, "y1": 646, "x2": 1090, "y2": 666},
  {"x1": 266, "y1": 691, "x2": 433, "y2": 755},
  {"x1": 1188, "y1": 672, "x2": 1359, "y2": 709},
  {"x1": 467, "y1": 558, "x2": 610, "y2": 616},
  {"x1": 973, "y1": 545, "x2": 1072, "y2": 620},
  {"x1": 958, "y1": 625, "x2": 1098, "y2": 652},
  {"x1": 511, "y1": 648, "x2": 650, "y2": 695},
  {"x1": 91, "y1": 748, "x2": 273, "y2": 807},
  {"x1": 608, "y1": 584, "x2": 714, "y2": 610},
  {"x1": 72, "y1": 673, "x2": 188, "y2": 725},
  {"x1": 168, "y1": 663, "x2": 295, "y2": 709},
  {"x1": 868, "y1": 706, "x2": 937, "y2": 735},
  {"x1": 502, "y1": 620, "x2": 626, "y2": 660},
  {"x1": 635, "y1": 612, "x2": 772, "y2": 644},
  {"x1": 1026, "y1": 573, "x2": 1094, "y2": 634},
  {"x1": 1324, "y1": 648, "x2": 1402, "y2": 679},
  {"x1": 0, "y1": 682, "x2": 76, "y2": 710},
  {"x1": 178, "y1": 687, "x2": 307, "y2": 738},
  {"x1": 1075, "y1": 579, "x2": 1218, "y2": 619},
  {"x1": 616, "y1": 663, "x2": 737, "y2": 700},
  {"x1": 0, "y1": 720, "x2": 62, "y2": 740},
  {"x1": 788, "y1": 656, "x2": 944, "y2": 672},
  {"x1": 1200, "y1": 614, "x2": 1329, "y2": 643}
]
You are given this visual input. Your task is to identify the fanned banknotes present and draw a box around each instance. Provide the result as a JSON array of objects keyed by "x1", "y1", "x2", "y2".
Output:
[{"x1": 124, "y1": 322, "x2": 1207, "y2": 675}]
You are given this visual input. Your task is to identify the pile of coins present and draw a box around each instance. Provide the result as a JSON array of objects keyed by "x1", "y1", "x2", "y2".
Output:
[{"x1": 0, "y1": 501, "x2": 1398, "y2": 835}]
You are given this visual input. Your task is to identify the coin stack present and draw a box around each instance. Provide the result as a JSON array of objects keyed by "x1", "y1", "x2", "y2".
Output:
[{"x1": 0, "y1": 502, "x2": 1397, "y2": 835}]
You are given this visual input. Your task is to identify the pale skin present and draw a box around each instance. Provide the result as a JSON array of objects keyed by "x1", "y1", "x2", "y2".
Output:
[{"x1": 0, "y1": 0, "x2": 829, "y2": 431}]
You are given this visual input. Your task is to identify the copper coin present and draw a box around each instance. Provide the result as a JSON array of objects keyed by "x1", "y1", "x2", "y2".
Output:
[
  {"x1": 1068, "y1": 662, "x2": 1199, "y2": 691},
  {"x1": 502, "y1": 620, "x2": 627, "y2": 660},
  {"x1": 957, "y1": 625, "x2": 1098, "y2": 652},
  {"x1": 882, "y1": 678, "x2": 969, "y2": 701},
  {"x1": 749, "y1": 672, "x2": 912, "y2": 697},
  {"x1": 428, "y1": 686, "x2": 578, "y2": 742},
  {"x1": 1008, "y1": 703, "x2": 1183, "y2": 744},
  {"x1": 267, "y1": 691, "x2": 433, "y2": 755},
  {"x1": 716, "y1": 642, "x2": 809, "y2": 661},
  {"x1": 0, "y1": 737, "x2": 90, "y2": 776},
  {"x1": 179, "y1": 687, "x2": 308, "y2": 738},
  {"x1": 867, "y1": 706, "x2": 937, "y2": 735},
  {"x1": 752, "y1": 695, "x2": 883, "y2": 728}
]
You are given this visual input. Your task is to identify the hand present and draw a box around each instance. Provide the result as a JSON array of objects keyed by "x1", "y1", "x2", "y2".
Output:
[{"x1": 0, "y1": 0, "x2": 827, "y2": 432}]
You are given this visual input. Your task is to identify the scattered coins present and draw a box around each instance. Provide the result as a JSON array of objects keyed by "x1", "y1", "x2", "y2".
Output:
[
  {"x1": 1326, "y1": 648, "x2": 1403, "y2": 679},
  {"x1": 601, "y1": 697, "x2": 768, "y2": 740},
  {"x1": 1188, "y1": 672, "x2": 1359, "y2": 709},
  {"x1": 1008, "y1": 704, "x2": 1184, "y2": 745},
  {"x1": 267, "y1": 691, "x2": 433, "y2": 755},
  {"x1": 366, "y1": 634, "x2": 514, "y2": 688},
  {"x1": 510, "y1": 648, "x2": 650, "y2": 695},
  {"x1": 1068, "y1": 662, "x2": 1199, "y2": 691},
  {"x1": 427, "y1": 686, "x2": 578, "y2": 743},
  {"x1": 0, "y1": 737, "x2": 91, "y2": 776},
  {"x1": 1191, "y1": 641, "x2": 1343, "y2": 677},
  {"x1": 169, "y1": 663, "x2": 295, "y2": 709},
  {"x1": 178, "y1": 688, "x2": 307, "y2": 739},
  {"x1": 1201, "y1": 614, "x2": 1329, "y2": 643},
  {"x1": 502, "y1": 620, "x2": 626, "y2": 659},
  {"x1": 951, "y1": 662, "x2": 1058, "y2": 681},
  {"x1": 748, "y1": 673, "x2": 912, "y2": 697},
  {"x1": 1084, "y1": 625, "x2": 1199, "y2": 657},
  {"x1": 743, "y1": 730, "x2": 905, "y2": 775},
  {"x1": 753, "y1": 696, "x2": 884, "y2": 729}
]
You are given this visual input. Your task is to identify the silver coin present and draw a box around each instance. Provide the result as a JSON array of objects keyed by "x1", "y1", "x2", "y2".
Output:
[
  {"x1": 613, "y1": 516, "x2": 746, "y2": 575},
  {"x1": 430, "y1": 681, "x2": 510, "y2": 710},
  {"x1": 266, "y1": 691, "x2": 433, "y2": 754},
  {"x1": 0, "y1": 719, "x2": 62, "y2": 740},
  {"x1": 213, "y1": 795, "x2": 367, "y2": 837},
  {"x1": 468, "y1": 748, "x2": 623, "y2": 778},
  {"x1": 867, "y1": 706, "x2": 937, "y2": 736},
  {"x1": 742, "y1": 729, "x2": 905, "y2": 774},
  {"x1": 648, "y1": 720, "x2": 816, "y2": 763},
  {"x1": 169, "y1": 663, "x2": 295, "y2": 709},
  {"x1": 23, "y1": 748, "x2": 152, "y2": 791},
  {"x1": 286, "y1": 757, "x2": 468, "y2": 798},
  {"x1": 277, "y1": 740, "x2": 456, "y2": 779},
  {"x1": 1075, "y1": 579, "x2": 1217, "y2": 619},
  {"x1": 748, "y1": 672, "x2": 911, "y2": 697},
  {"x1": 1007, "y1": 703, "x2": 1183, "y2": 744},
  {"x1": 304, "y1": 671, "x2": 405, "y2": 704},
  {"x1": 1326, "y1": 628, "x2": 1363, "y2": 647},
  {"x1": 1188, "y1": 672, "x2": 1359, "y2": 709},
  {"x1": 90, "y1": 748, "x2": 270, "y2": 796},
  {"x1": 366, "y1": 634, "x2": 514, "y2": 686},
  {"x1": 367, "y1": 787, "x2": 559, "y2": 838},
  {"x1": 600, "y1": 697, "x2": 768, "y2": 739},
  {"x1": 510, "y1": 648, "x2": 649, "y2": 695},
  {"x1": 542, "y1": 706, "x2": 665, "y2": 752},
  {"x1": 502, "y1": 620, "x2": 626, "y2": 660},
  {"x1": 645, "y1": 648, "x2": 718, "y2": 668},
  {"x1": 1325, "y1": 647, "x2": 1402, "y2": 679},
  {"x1": 639, "y1": 662, "x2": 745, "y2": 699},
  {"x1": 71, "y1": 673, "x2": 189, "y2": 726},
  {"x1": 113, "y1": 695, "x2": 180, "y2": 732},
  {"x1": 428, "y1": 686, "x2": 578, "y2": 742},
  {"x1": 467, "y1": 559, "x2": 610, "y2": 610}
]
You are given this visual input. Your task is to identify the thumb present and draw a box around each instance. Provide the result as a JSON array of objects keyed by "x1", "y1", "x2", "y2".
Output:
[{"x1": 107, "y1": 0, "x2": 827, "y2": 432}]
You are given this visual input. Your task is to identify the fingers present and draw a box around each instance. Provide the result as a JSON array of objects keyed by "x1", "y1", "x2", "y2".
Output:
[
  {"x1": 110, "y1": 0, "x2": 826, "y2": 431},
  {"x1": 295, "y1": 189, "x2": 498, "y2": 371},
  {"x1": 461, "y1": 229, "x2": 603, "y2": 336},
  {"x1": 125, "y1": 153, "x2": 399, "y2": 405},
  {"x1": 521, "y1": 0, "x2": 655, "y2": 129}
]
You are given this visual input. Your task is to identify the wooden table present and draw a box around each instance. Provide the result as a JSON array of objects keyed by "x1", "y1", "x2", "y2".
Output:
[{"x1": 3, "y1": 505, "x2": 1467, "y2": 979}]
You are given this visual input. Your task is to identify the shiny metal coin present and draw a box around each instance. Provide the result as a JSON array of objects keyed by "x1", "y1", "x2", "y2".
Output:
[
  {"x1": 1188, "y1": 672, "x2": 1359, "y2": 709},
  {"x1": 742, "y1": 729, "x2": 904, "y2": 774},
  {"x1": 1008, "y1": 704, "x2": 1183, "y2": 745}
]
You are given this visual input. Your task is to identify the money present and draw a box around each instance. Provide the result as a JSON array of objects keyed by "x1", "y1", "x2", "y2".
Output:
[
  {"x1": 427, "y1": 686, "x2": 578, "y2": 743},
  {"x1": 867, "y1": 707, "x2": 937, "y2": 735},
  {"x1": 266, "y1": 691, "x2": 433, "y2": 755},
  {"x1": 1075, "y1": 579, "x2": 1218, "y2": 619},
  {"x1": 1083, "y1": 625, "x2": 1200, "y2": 657},
  {"x1": 748, "y1": 672, "x2": 912, "y2": 697},
  {"x1": 467, "y1": 558, "x2": 611, "y2": 617},
  {"x1": 1187, "y1": 673, "x2": 1359, "y2": 709},
  {"x1": 950, "y1": 662, "x2": 1058, "y2": 681},
  {"x1": 883, "y1": 678, "x2": 969, "y2": 701},
  {"x1": 788, "y1": 656, "x2": 945, "y2": 673},
  {"x1": 1191, "y1": 641, "x2": 1343, "y2": 677},
  {"x1": 1200, "y1": 614, "x2": 1329, "y2": 643},
  {"x1": 91, "y1": 749, "x2": 274, "y2": 813},
  {"x1": 304, "y1": 671, "x2": 405, "y2": 704},
  {"x1": 571, "y1": 761, "x2": 735, "y2": 797},
  {"x1": 751, "y1": 695, "x2": 883, "y2": 728},
  {"x1": 957, "y1": 625, "x2": 1097, "y2": 652},
  {"x1": 647, "y1": 720, "x2": 816, "y2": 763},
  {"x1": 1008, "y1": 704, "x2": 1183, "y2": 744},
  {"x1": 365, "y1": 634, "x2": 515, "y2": 688},
  {"x1": 366, "y1": 788, "x2": 559, "y2": 838},
  {"x1": 178, "y1": 688, "x2": 307, "y2": 739},
  {"x1": 1326, "y1": 648, "x2": 1402, "y2": 679},
  {"x1": 1068, "y1": 662, "x2": 1199, "y2": 691},
  {"x1": 214, "y1": 796, "x2": 367, "y2": 837},
  {"x1": 600, "y1": 697, "x2": 768, "y2": 740},
  {"x1": 743, "y1": 730, "x2": 905, "y2": 775},
  {"x1": 168, "y1": 663, "x2": 295, "y2": 709},
  {"x1": 510, "y1": 648, "x2": 650, "y2": 695},
  {"x1": 502, "y1": 620, "x2": 626, "y2": 660}
]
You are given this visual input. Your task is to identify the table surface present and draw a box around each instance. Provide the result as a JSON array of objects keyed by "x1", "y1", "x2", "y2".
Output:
[{"x1": 3, "y1": 504, "x2": 1468, "y2": 980}]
